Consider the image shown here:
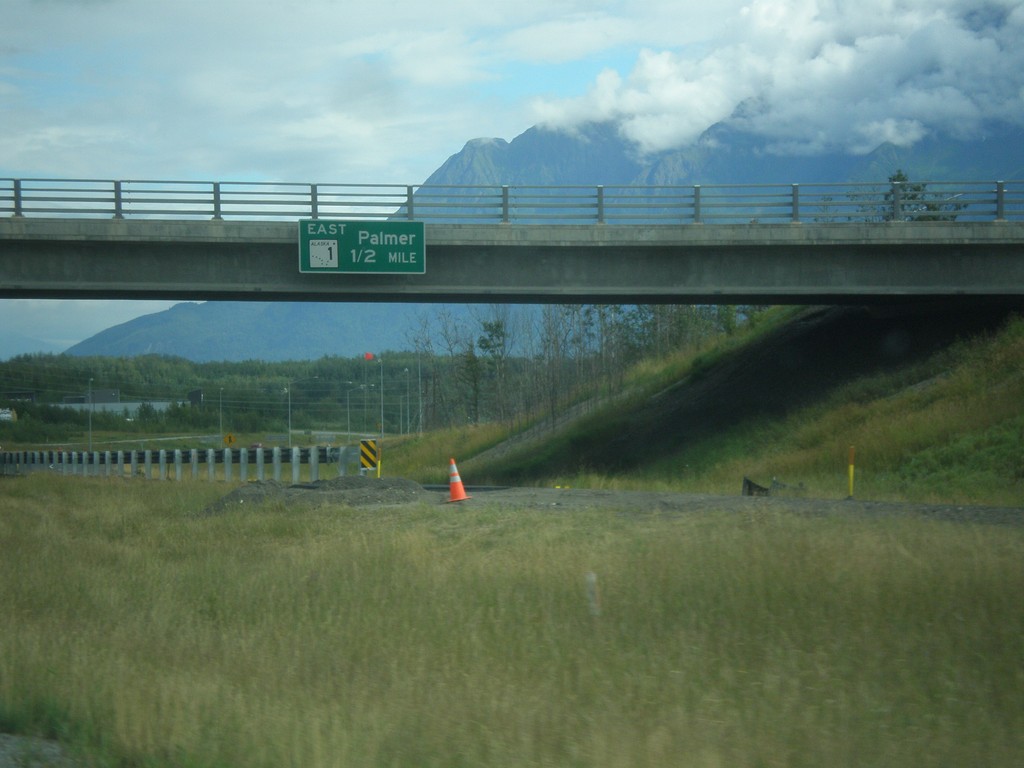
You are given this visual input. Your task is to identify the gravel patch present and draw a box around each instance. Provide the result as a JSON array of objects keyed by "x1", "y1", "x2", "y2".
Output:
[
  {"x1": 446, "y1": 486, "x2": 1024, "y2": 526},
  {"x1": 197, "y1": 476, "x2": 1023, "y2": 527},
  {"x1": 199, "y1": 475, "x2": 439, "y2": 515},
  {"x1": 0, "y1": 734, "x2": 80, "y2": 768}
]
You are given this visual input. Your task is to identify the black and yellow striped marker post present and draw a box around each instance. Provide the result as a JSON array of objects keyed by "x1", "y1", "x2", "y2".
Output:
[{"x1": 360, "y1": 438, "x2": 380, "y2": 477}]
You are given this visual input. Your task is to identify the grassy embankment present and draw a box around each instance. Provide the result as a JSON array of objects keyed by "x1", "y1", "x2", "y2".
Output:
[
  {"x1": 2, "y1": 474, "x2": 1023, "y2": 767},
  {"x1": 411, "y1": 309, "x2": 1024, "y2": 507}
]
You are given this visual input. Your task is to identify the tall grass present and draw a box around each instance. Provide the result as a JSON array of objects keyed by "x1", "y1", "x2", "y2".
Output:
[
  {"x1": 678, "y1": 316, "x2": 1024, "y2": 504},
  {"x1": 455, "y1": 314, "x2": 1024, "y2": 505},
  {"x1": 383, "y1": 421, "x2": 511, "y2": 483},
  {"x1": 2, "y1": 475, "x2": 1022, "y2": 766}
]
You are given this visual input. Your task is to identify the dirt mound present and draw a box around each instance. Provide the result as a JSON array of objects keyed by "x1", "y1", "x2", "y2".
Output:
[{"x1": 200, "y1": 476, "x2": 438, "y2": 515}]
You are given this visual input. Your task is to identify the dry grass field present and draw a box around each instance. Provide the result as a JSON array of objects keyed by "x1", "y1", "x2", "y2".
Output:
[{"x1": 2, "y1": 474, "x2": 1023, "y2": 767}]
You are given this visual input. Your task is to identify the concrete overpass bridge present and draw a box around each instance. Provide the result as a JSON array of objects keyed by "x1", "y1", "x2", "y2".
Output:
[{"x1": 2, "y1": 177, "x2": 1023, "y2": 304}]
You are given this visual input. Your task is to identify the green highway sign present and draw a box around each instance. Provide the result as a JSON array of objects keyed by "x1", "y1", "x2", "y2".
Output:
[{"x1": 298, "y1": 220, "x2": 425, "y2": 274}]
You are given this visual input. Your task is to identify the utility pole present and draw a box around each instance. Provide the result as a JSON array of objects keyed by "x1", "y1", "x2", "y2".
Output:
[{"x1": 404, "y1": 367, "x2": 410, "y2": 433}]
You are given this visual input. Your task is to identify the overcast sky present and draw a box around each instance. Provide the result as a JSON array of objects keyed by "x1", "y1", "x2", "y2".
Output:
[{"x1": 2, "y1": 0, "x2": 1022, "y2": 358}]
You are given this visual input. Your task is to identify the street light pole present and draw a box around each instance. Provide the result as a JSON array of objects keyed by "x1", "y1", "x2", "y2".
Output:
[
  {"x1": 286, "y1": 376, "x2": 318, "y2": 449},
  {"x1": 346, "y1": 385, "x2": 362, "y2": 436},
  {"x1": 88, "y1": 377, "x2": 93, "y2": 453}
]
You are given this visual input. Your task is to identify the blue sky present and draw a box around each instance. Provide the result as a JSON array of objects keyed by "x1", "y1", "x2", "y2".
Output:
[{"x1": 2, "y1": 0, "x2": 1022, "y2": 358}]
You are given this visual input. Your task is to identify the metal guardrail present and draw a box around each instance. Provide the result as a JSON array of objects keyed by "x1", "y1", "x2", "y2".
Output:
[
  {"x1": 0, "y1": 446, "x2": 349, "y2": 483},
  {"x1": 1, "y1": 178, "x2": 1021, "y2": 224}
]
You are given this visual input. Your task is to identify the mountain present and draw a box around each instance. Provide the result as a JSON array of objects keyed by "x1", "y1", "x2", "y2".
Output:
[
  {"x1": 422, "y1": 122, "x2": 646, "y2": 186},
  {"x1": 65, "y1": 119, "x2": 1024, "y2": 362},
  {"x1": 65, "y1": 302, "x2": 475, "y2": 362},
  {"x1": 427, "y1": 120, "x2": 1024, "y2": 188}
]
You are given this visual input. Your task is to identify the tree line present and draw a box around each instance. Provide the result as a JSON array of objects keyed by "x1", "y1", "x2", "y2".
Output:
[{"x1": 1, "y1": 304, "x2": 759, "y2": 445}]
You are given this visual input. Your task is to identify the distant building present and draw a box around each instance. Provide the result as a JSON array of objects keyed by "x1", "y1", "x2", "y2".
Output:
[
  {"x1": 64, "y1": 401, "x2": 174, "y2": 418},
  {"x1": 63, "y1": 388, "x2": 121, "y2": 405},
  {"x1": 1, "y1": 391, "x2": 36, "y2": 403},
  {"x1": 91, "y1": 388, "x2": 120, "y2": 404}
]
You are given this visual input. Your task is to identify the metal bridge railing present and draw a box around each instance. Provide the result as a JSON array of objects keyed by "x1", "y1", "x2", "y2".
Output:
[{"x1": 1, "y1": 178, "x2": 1022, "y2": 224}]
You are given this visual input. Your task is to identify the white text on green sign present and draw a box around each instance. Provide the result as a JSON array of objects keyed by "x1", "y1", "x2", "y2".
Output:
[{"x1": 298, "y1": 220, "x2": 425, "y2": 274}]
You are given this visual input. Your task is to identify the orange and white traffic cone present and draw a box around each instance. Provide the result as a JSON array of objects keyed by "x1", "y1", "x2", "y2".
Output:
[{"x1": 446, "y1": 457, "x2": 471, "y2": 503}]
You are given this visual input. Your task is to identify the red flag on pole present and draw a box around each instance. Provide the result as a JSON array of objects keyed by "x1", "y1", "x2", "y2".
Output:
[{"x1": 364, "y1": 352, "x2": 374, "y2": 360}]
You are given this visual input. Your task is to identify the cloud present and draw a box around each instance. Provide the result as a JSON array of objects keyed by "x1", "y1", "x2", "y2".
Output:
[
  {"x1": 534, "y1": 0, "x2": 1024, "y2": 156},
  {"x1": 499, "y1": 13, "x2": 643, "y2": 64},
  {"x1": 2, "y1": 0, "x2": 1023, "y2": 183},
  {"x1": 0, "y1": 0, "x2": 761, "y2": 182},
  {"x1": 0, "y1": 0, "x2": 543, "y2": 181}
]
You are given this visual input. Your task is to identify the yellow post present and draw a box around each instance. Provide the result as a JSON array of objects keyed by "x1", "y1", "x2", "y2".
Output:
[{"x1": 847, "y1": 445, "x2": 855, "y2": 499}]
